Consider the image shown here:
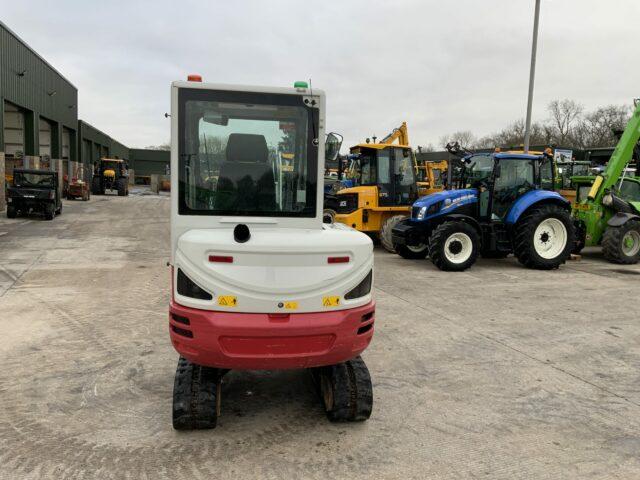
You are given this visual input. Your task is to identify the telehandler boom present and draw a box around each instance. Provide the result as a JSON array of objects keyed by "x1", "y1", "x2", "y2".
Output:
[{"x1": 572, "y1": 100, "x2": 640, "y2": 263}]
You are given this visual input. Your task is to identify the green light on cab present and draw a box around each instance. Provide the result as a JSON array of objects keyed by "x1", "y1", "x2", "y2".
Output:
[{"x1": 294, "y1": 81, "x2": 308, "y2": 89}]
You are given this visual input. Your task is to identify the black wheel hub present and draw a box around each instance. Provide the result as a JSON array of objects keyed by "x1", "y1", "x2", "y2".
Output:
[
  {"x1": 540, "y1": 231, "x2": 549, "y2": 243},
  {"x1": 449, "y1": 240, "x2": 463, "y2": 255}
]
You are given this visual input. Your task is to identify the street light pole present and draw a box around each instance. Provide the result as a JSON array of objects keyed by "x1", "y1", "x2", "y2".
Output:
[{"x1": 524, "y1": 0, "x2": 541, "y2": 153}]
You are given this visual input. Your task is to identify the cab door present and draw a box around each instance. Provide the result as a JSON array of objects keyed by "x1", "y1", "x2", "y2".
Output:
[
  {"x1": 376, "y1": 149, "x2": 394, "y2": 206},
  {"x1": 391, "y1": 147, "x2": 417, "y2": 206},
  {"x1": 491, "y1": 158, "x2": 535, "y2": 219}
]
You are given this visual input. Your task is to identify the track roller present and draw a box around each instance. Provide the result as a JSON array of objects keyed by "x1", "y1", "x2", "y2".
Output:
[
  {"x1": 172, "y1": 357, "x2": 226, "y2": 430},
  {"x1": 313, "y1": 356, "x2": 373, "y2": 422}
]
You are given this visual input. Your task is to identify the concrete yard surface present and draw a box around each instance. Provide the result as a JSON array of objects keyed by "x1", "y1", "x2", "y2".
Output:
[{"x1": 0, "y1": 195, "x2": 639, "y2": 479}]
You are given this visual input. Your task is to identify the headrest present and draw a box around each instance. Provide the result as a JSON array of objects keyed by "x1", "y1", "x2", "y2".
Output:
[{"x1": 225, "y1": 133, "x2": 269, "y2": 163}]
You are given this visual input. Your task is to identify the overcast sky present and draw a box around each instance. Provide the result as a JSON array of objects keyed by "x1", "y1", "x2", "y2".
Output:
[{"x1": 4, "y1": 0, "x2": 639, "y2": 150}]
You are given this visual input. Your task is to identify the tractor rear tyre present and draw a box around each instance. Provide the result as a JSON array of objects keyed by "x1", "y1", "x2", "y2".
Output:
[
  {"x1": 172, "y1": 357, "x2": 223, "y2": 430},
  {"x1": 396, "y1": 243, "x2": 429, "y2": 259},
  {"x1": 514, "y1": 205, "x2": 574, "y2": 269},
  {"x1": 44, "y1": 204, "x2": 55, "y2": 221},
  {"x1": 116, "y1": 178, "x2": 127, "y2": 197},
  {"x1": 602, "y1": 220, "x2": 640, "y2": 264},
  {"x1": 6, "y1": 205, "x2": 17, "y2": 218},
  {"x1": 380, "y1": 215, "x2": 407, "y2": 253},
  {"x1": 429, "y1": 221, "x2": 479, "y2": 271},
  {"x1": 315, "y1": 356, "x2": 372, "y2": 422},
  {"x1": 91, "y1": 177, "x2": 102, "y2": 195},
  {"x1": 572, "y1": 238, "x2": 585, "y2": 255}
]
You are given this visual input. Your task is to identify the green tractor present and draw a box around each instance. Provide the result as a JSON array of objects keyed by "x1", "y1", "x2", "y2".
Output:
[{"x1": 572, "y1": 100, "x2": 640, "y2": 263}]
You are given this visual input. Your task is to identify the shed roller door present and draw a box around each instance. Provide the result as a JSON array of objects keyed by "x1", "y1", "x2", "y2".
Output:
[{"x1": 4, "y1": 102, "x2": 24, "y2": 157}]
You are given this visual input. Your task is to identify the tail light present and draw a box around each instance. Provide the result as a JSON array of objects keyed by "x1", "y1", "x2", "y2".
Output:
[
  {"x1": 328, "y1": 256, "x2": 349, "y2": 264},
  {"x1": 209, "y1": 255, "x2": 233, "y2": 263}
]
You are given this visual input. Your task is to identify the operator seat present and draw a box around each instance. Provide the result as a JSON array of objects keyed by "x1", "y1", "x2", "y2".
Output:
[{"x1": 215, "y1": 133, "x2": 277, "y2": 212}]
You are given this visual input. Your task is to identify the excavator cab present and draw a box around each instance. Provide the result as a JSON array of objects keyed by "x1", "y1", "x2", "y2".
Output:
[
  {"x1": 415, "y1": 160, "x2": 447, "y2": 197},
  {"x1": 350, "y1": 144, "x2": 418, "y2": 207}
]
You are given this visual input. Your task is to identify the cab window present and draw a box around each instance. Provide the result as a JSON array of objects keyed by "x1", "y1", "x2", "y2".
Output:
[{"x1": 617, "y1": 179, "x2": 640, "y2": 202}]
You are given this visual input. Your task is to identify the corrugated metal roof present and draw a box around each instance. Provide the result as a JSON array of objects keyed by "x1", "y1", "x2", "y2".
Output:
[{"x1": 0, "y1": 20, "x2": 77, "y2": 90}]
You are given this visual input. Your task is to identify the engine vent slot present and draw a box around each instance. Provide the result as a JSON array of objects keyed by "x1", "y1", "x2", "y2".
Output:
[
  {"x1": 171, "y1": 313, "x2": 190, "y2": 325},
  {"x1": 357, "y1": 324, "x2": 373, "y2": 335},
  {"x1": 171, "y1": 324, "x2": 193, "y2": 338}
]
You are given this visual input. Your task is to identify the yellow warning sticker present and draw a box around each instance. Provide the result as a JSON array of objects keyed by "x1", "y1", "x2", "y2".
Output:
[
  {"x1": 322, "y1": 296, "x2": 340, "y2": 307},
  {"x1": 217, "y1": 296, "x2": 237, "y2": 307},
  {"x1": 283, "y1": 301, "x2": 298, "y2": 310}
]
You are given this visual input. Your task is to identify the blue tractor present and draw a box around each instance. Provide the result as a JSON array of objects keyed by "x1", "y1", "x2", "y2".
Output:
[{"x1": 391, "y1": 145, "x2": 575, "y2": 271}]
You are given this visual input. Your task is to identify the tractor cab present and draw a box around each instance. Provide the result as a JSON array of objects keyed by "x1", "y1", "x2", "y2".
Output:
[
  {"x1": 392, "y1": 148, "x2": 574, "y2": 271},
  {"x1": 453, "y1": 152, "x2": 556, "y2": 220}
]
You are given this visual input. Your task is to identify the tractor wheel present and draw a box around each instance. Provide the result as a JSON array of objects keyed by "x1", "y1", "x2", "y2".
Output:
[
  {"x1": 116, "y1": 178, "x2": 127, "y2": 196},
  {"x1": 602, "y1": 220, "x2": 640, "y2": 264},
  {"x1": 513, "y1": 205, "x2": 574, "y2": 269},
  {"x1": 323, "y1": 208, "x2": 336, "y2": 224},
  {"x1": 91, "y1": 177, "x2": 102, "y2": 195},
  {"x1": 380, "y1": 215, "x2": 407, "y2": 253},
  {"x1": 172, "y1": 357, "x2": 222, "y2": 430},
  {"x1": 6, "y1": 205, "x2": 17, "y2": 219},
  {"x1": 44, "y1": 204, "x2": 55, "y2": 221},
  {"x1": 572, "y1": 224, "x2": 586, "y2": 254},
  {"x1": 396, "y1": 243, "x2": 429, "y2": 259},
  {"x1": 315, "y1": 356, "x2": 372, "y2": 422},
  {"x1": 572, "y1": 238, "x2": 585, "y2": 255},
  {"x1": 55, "y1": 204, "x2": 62, "y2": 216},
  {"x1": 429, "y1": 221, "x2": 479, "y2": 271}
]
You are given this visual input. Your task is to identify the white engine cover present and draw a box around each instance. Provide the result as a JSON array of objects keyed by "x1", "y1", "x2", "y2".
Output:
[{"x1": 174, "y1": 223, "x2": 373, "y2": 313}]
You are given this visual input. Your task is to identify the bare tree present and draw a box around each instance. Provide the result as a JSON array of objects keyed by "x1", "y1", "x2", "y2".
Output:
[
  {"x1": 430, "y1": 99, "x2": 630, "y2": 152},
  {"x1": 416, "y1": 143, "x2": 436, "y2": 153},
  {"x1": 547, "y1": 99, "x2": 584, "y2": 144},
  {"x1": 439, "y1": 130, "x2": 477, "y2": 149},
  {"x1": 476, "y1": 120, "x2": 552, "y2": 150},
  {"x1": 572, "y1": 104, "x2": 631, "y2": 149},
  {"x1": 145, "y1": 142, "x2": 171, "y2": 151}
]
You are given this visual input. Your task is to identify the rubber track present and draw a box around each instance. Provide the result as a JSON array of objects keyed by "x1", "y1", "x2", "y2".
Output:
[
  {"x1": 325, "y1": 356, "x2": 372, "y2": 422},
  {"x1": 172, "y1": 357, "x2": 217, "y2": 430}
]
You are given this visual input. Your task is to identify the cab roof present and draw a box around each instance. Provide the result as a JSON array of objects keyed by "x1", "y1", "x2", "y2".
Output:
[
  {"x1": 492, "y1": 152, "x2": 542, "y2": 160},
  {"x1": 13, "y1": 168, "x2": 55, "y2": 175},
  {"x1": 350, "y1": 143, "x2": 411, "y2": 151}
]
